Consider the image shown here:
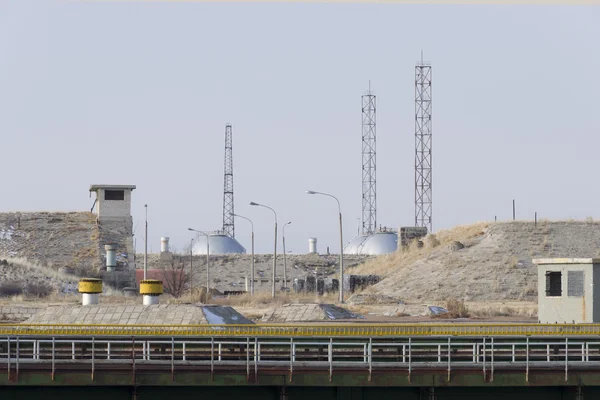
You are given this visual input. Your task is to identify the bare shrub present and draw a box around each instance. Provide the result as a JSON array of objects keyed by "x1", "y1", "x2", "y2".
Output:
[
  {"x1": 24, "y1": 282, "x2": 54, "y2": 298},
  {"x1": 446, "y1": 298, "x2": 470, "y2": 318},
  {"x1": 0, "y1": 281, "x2": 23, "y2": 297},
  {"x1": 159, "y1": 253, "x2": 192, "y2": 298}
]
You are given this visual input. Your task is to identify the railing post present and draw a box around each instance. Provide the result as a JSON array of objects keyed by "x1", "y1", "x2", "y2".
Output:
[
  {"x1": 328, "y1": 338, "x2": 333, "y2": 382},
  {"x1": 91, "y1": 337, "x2": 95, "y2": 381},
  {"x1": 368, "y1": 338, "x2": 373, "y2": 382},
  {"x1": 490, "y1": 337, "x2": 494, "y2": 382},
  {"x1": 7, "y1": 336, "x2": 10, "y2": 381},
  {"x1": 210, "y1": 337, "x2": 214, "y2": 381},
  {"x1": 15, "y1": 336, "x2": 19, "y2": 382},
  {"x1": 565, "y1": 337, "x2": 569, "y2": 382},
  {"x1": 171, "y1": 337, "x2": 175, "y2": 382},
  {"x1": 254, "y1": 337, "x2": 258, "y2": 383},
  {"x1": 408, "y1": 337, "x2": 412, "y2": 384},
  {"x1": 246, "y1": 338, "x2": 250, "y2": 382},
  {"x1": 526, "y1": 337, "x2": 529, "y2": 383},
  {"x1": 289, "y1": 338, "x2": 293, "y2": 383},
  {"x1": 447, "y1": 337, "x2": 451, "y2": 382},
  {"x1": 482, "y1": 338, "x2": 486, "y2": 381},
  {"x1": 51, "y1": 337, "x2": 55, "y2": 382}
]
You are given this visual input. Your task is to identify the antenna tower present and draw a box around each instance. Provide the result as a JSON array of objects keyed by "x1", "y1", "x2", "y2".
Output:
[
  {"x1": 361, "y1": 82, "x2": 376, "y2": 235},
  {"x1": 415, "y1": 54, "x2": 432, "y2": 232},
  {"x1": 222, "y1": 123, "x2": 235, "y2": 238}
]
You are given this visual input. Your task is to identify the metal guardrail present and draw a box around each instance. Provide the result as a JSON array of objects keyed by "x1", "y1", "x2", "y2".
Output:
[
  {"x1": 1, "y1": 335, "x2": 599, "y2": 382},
  {"x1": 2, "y1": 323, "x2": 600, "y2": 337}
]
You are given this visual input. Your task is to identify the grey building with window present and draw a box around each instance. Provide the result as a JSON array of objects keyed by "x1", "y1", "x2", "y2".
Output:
[{"x1": 534, "y1": 258, "x2": 600, "y2": 323}]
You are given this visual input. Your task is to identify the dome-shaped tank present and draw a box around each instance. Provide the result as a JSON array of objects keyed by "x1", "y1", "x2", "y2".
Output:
[
  {"x1": 192, "y1": 232, "x2": 246, "y2": 255},
  {"x1": 344, "y1": 235, "x2": 369, "y2": 255},
  {"x1": 360, "y1": 232, "x2": 398, "y2": 255}
]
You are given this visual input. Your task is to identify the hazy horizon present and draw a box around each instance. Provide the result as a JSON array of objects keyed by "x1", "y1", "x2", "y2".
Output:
[{"x1": 1, "y1": 1, "x2": 598, "y2": 254}]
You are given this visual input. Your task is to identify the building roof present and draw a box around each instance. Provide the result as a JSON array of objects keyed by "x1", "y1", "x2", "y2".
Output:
[
  {"x1": 89, "y1": 184, "x2": 136, "y2": 192},
  {"x1": 532, "y1": 258, "x2": 600, "y2": 265}
]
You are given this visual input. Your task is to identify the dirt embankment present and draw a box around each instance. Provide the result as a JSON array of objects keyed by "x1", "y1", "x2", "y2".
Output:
[{"x1": 351, "y1": 221, "x2": 600, "y2": 302}]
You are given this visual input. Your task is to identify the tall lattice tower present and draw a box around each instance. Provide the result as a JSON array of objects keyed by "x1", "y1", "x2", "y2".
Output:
[
  {"x1": 415, "y1": 55, "x2": 432, "y2": 232},
  {"x1": 361, "y1": 83, "x2": 377, "y2": 235},
  {"x1": 222, "y1": 123, "x2": 235, "y2": 238}
]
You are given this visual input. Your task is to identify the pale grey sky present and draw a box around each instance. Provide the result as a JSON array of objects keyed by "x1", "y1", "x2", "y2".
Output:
[{"x1": 1, "y1": 1, "x2": 598, "y2": 254}]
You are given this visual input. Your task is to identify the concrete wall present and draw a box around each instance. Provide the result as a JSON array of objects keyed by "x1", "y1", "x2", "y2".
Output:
[
  {"x1": 94, "y1": 189, "x2": 133, "y2": 220},
  {"x1": 537, "y1": 263, "x2": 594, "y2": 323},
  {"x1": 0, "y1": 305, "x2": 44, "y2": 322}
]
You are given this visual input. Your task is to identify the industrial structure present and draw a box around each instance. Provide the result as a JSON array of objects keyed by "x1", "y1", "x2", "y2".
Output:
[
  {"x1": 534, "y1": 258, "x2": 600, "y2": 323},
  {"x1": 415, "y1": 54, "x2": 433, "y2": 233},
  {"x1": 222, "y1": 123, "x2": 235, "y2": 238},
  {"x1": 361, "y1": 83, "x2": 376, "y2": 236},
  {"x1": 345, "y1": 84, "x2": 398, "y2": 256},
  {"x1": 193, "y1": 124, "x2": 245, "y2": 255}
]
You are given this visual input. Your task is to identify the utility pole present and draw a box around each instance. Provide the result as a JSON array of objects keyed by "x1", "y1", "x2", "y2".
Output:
[{"x1": 144, "y1": 204, "x2": 148, "y2": 280}]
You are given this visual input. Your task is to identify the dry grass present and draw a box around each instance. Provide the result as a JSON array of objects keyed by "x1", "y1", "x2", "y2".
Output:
[
  {"x1": 468, "y1": 302, "x2": 537, "y2": 318},
  {"x1": 208, "y1": 291, "x2": 340, "y2": 308},
  {"x1": 446, "y1": 298, "x2": 470, "y2": 318},
  {"x1": 350, "y1": 222, "x2": 489, "y2": 277}
]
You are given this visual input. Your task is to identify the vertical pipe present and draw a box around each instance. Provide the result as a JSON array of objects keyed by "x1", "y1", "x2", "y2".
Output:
[
  {"x1": 512, "y1": 199, "x2": 515, "y2": 221},
  {"x1": 7, "y1": 336, "x2": 10, "y2": 381},
  {"x1": 16, "y1": 337, "x2": 19, "y2": 381},
  {"x1": 51, "y1": 337, "x2": 55, "y2": 381},
  {"x1": 251, "y1": 231, "x2": 255, "y2": 296},
  {"x1": 206, "y1": 239, "x2": 210, "y2": 295},
  {"x1": 535, "y1": 212, "x2": 538, "y2": 226},
  {"x1": 272, "y1": 222, "x2": 277, "y2": 298},
  {"x1": 190, "y1": 238, "x2": 194, "y2": 296},
  {"x1": 491, "y1": 337, "x2": 494, "y2": 382},
  {"x1": 91, "y1": 337, "x2": 95, "y2": 381},
  {"x1": 144, "y1": 204, "x2": 148, "y2": 280},
  {"x1": 283, "y1": 234, "x2": 287, "y2": 289},
  {"x1": 339, "y1": 212, "x2": 344, "y2": 303},
  {"x1": 565, "y1": 337, "x2": 569, "y2": 382}
]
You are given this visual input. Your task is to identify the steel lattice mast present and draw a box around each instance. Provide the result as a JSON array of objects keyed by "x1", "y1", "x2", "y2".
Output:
[
  {"x1": 361, "y1": 83, "x2": 377, "y2": 235},
  {"x1": 222, "y1": 123, "x2": 235, "y2": 238},
  {"x1": 415, "y1": 55, "x2": 432, "y2": 233}
]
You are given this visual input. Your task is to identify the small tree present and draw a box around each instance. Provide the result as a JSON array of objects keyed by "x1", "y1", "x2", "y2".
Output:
[{"x1": 158, "y1": 253, "x2": 192, "y2": 298}]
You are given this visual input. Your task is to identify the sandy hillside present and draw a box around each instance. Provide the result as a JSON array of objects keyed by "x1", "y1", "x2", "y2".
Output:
[{"x1": 351, "y1": 221, "x2": 600, "y2": 302}]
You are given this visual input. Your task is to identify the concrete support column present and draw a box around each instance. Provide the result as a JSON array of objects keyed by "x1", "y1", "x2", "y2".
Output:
[
  {"x1": 428, "y1": 387, "x2": 436, "y2": 400},
  {"x1": 279, "y1": 387, "x2": 288, "y2": 400}
]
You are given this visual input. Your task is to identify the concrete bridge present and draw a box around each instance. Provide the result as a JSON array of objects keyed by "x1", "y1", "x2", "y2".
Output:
[{"x1": 1, "y1": 323, "x2": 600, "y2": 399}]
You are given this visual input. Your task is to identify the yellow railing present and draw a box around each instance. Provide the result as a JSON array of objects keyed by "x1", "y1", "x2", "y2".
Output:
[{"x1": 1, "y1": 323, "x2": 600, "y2": 337}]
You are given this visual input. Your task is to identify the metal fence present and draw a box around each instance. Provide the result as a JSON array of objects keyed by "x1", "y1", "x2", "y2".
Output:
[{"x1": 1, "y1": 335, "x2": 599, "y2": 382}]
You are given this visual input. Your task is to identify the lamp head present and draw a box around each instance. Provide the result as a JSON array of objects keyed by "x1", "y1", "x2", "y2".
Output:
[
  {"x1": 249, "y1": 202, "x2": 259, "y2": 206},
  {"x1": 286, "y1": 221, "x2": 292, "y2": 225},
  {"x1": 187, "y1": 228, "x2": 194, "y2": 231},
  {"x1": 305, "y1": 190, "x2": 316, "y2": 195}
]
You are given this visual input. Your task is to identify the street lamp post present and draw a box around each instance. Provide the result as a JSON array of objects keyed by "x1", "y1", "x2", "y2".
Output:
[
  {"x1": 188, "y1": 228, "x2": 210, "y2": 296},
  {"x1": 234, "y1": 213, "x2": 255, "y2": 296},
  {"x1": 144, "y1": 204, "x2": 148, "y2": 280},
  {"x1": 250, "y1": 202, "x2": 278, "y2": 298},
  {"x1": 190, "y1": 238, "x2": 194, "y2": 295},
  {"x1": 282, "y1": 221, "x2": 291, "y2": 290},
  {"x1": 306, "y1": 190, "x2": 344, "y2": 303}
]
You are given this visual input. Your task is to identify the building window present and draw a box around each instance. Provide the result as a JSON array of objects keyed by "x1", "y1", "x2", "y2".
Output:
[
  {"x1": 105, "y1": 190, "x2": 125, "y2": 201},
  {"x1": 545, "y1": 271, "x2": 562, "y2": 297},
  {"x1": 568, "y1": 271, "x2": 584, "y2": 297}
]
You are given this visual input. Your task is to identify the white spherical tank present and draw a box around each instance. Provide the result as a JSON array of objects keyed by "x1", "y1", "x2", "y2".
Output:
[
  {"x1": 160, "y1": 237, "x2": 170, "y2": 253},
  {"x1": 308, "y1": 238, "x2": 318, "y2": 254}
]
